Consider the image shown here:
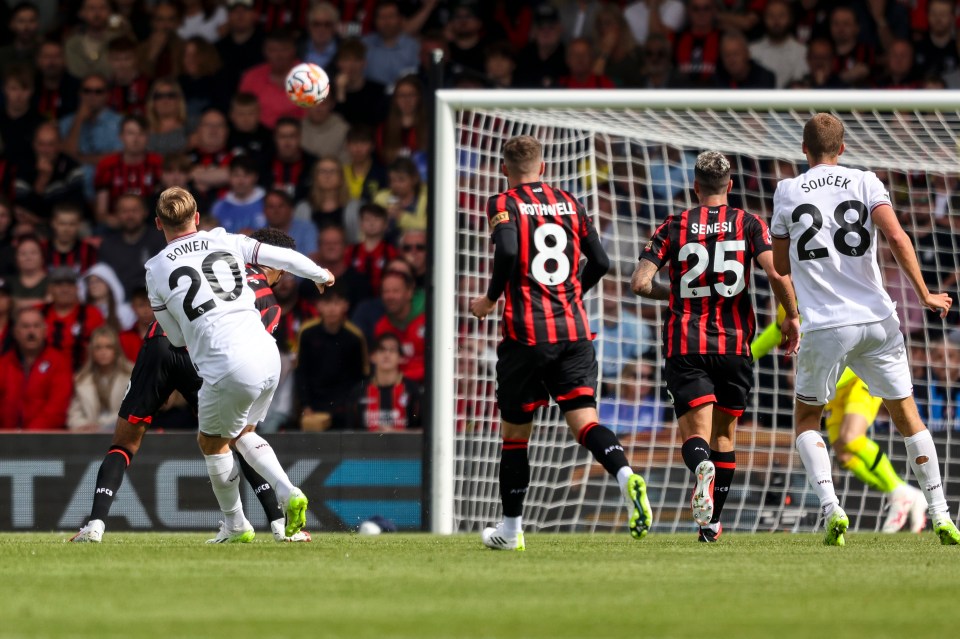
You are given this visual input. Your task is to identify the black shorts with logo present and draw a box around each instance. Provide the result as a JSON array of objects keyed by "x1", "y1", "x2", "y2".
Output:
[
  {"x1": 118, "y1": 335, "x2": 202, "y2": 425},
  {"x1": 496, "y1": 338, "x2": 598, "y2": 423},
  {"x1": 663, "y1": 354, "x2": 753, "y2": 418}
]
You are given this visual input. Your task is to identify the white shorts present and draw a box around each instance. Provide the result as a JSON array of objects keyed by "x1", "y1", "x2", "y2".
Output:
[
  {"x1": 198, "y1": 348, "x2": 281, "y2": 439},
  {"x1": 795, "y1": 314, "x2": 912, "y2": 405}
]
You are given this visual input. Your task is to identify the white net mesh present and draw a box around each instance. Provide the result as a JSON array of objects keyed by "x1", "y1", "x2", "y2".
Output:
[{"x1": 450, "y1": 102, "x2": 960, "y2": 534}]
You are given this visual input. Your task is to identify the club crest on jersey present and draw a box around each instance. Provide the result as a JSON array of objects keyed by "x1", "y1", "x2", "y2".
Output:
[{"x1": 490, "y1": 211, "x2": 510, "y2": 229}]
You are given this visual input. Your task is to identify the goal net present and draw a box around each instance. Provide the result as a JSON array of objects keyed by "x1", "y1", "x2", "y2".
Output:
[{"x1": 430, "y1": 90, "x2": 960, "y2": 535}]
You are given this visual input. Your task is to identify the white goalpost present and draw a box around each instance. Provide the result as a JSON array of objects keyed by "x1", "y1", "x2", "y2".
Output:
[{"x1": 431, "y1": 90, "x2": 960, "y2": 535}]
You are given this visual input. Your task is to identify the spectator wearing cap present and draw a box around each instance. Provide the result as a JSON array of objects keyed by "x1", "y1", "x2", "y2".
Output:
[
  {"x1": 97, "y1": 194, "x2": 166, "y2": 298},
  {"x1": 363, "y1": 0, "x2": 419, "y2": 88},
  {"x1": 352, "y1": 332, "x2": 422, "y2": 431},
  {"x1": 263, "y1": 189, "x2": 318, "y2": 256},
  {"x1": 373, "y1": 157, "x2": 427, "y2": 233},
  {"x1": 216, "y1": 0, "x2": 265, "y2": 90},
  {"x1": 303, "y1": 2, "x2": 340, "y2": 70},
  {"x1": 559, "y1": 38, "x2": 615, "y2": 89},
  {"x1": 0, "y1": 277, "x2": 12, "y2": 352},
  {"x1": 296, "y1": 284, "x2": 368, "y2": 431},
  {"x1": 447, "y1": 0, "x2": 495, "y2": 75},
  {"x1": 0, "y1": 306, "x2": 73, "y2": 430},
  {"x1": 42, "y1": 265, "x2": 105, "y2": 372},
  {"x1": 373, "y1": 269, "x2": 424, "y2": 383},
  {"x1": 515, "y1": 4, "x2": 568, "y2": 88},
  {"x1": 239, "y1": 29, "x2": 304, "y2": 129},
  {"x1": 11, "y1": 234, "x2": 48, "y2": 305},
  {"x1": 333, "y1": 38, "x2": 389, "y2": 129}
]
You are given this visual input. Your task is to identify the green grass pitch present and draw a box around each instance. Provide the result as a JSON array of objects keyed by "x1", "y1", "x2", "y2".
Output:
[{"x1": 0, "y1": 532, "x2": 954, "y2": 639}]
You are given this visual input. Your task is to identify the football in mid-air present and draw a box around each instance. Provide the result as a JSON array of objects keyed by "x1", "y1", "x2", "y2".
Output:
[{"x1": 285, "y1": 62, "x2": 330, "y2": 108}]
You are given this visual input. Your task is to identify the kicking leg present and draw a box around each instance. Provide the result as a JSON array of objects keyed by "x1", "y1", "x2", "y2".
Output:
[
  {"x1": 566, "y1": 407, "x2": 652, "y2": 539},
  {"x1": 71, "y1": 419, "x2": 146, "y2": 543},
  {"x1": 233, "y1": 429, "x2": 307, "y2": 537}
]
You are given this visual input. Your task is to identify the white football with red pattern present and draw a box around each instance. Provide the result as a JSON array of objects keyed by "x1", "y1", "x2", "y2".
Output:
[{"x1": 285, "y1": 62, "x2": 330, "y2": 108}]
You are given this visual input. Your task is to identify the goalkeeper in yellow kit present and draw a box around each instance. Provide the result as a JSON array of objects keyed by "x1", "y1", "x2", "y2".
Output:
[{"x1": 752, "y1": 307, "x2": 926, "y2": 533}]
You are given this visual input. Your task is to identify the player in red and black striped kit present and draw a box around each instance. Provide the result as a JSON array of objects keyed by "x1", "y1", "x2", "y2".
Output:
[
  {"x1": 71, "y1": 229, "x2": 311, "y2": 543},
  {"x1": 632, "y1": 151, "x2": 799, "y2": 542},
  {"x1": 470, "y1": 135, "x2": 652, "y2": 551}
]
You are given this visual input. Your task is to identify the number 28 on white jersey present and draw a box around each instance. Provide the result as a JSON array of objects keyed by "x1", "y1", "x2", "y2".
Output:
[{"x1": 771, "y1": 164, "x2": 896, "y2": 332}]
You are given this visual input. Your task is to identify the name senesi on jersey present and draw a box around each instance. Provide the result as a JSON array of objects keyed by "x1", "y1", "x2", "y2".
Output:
[
  {"x1": 800, "y1": 174, "x2": 851, "y2": 192},
  {"x1": 689, "y1": 221, "x2": 734, "y2": 235},
  {"x1": 165, "y1": 239, "x2": 210, "y2": 261},
  {"x1": 517, "y1": 201, "x2": 576, "y2": 216}
]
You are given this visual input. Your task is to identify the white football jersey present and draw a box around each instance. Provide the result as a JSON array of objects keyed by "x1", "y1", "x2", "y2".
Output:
[{"x1": 771, "y1": 164, "x2": 896, "y2": 331}]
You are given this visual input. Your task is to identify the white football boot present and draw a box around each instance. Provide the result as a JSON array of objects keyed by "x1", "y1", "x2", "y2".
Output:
[
  {"x1": 70, "y1": 519, "x2": 105, "y2": 543},
  {"x1": 271, "y1": 519, "x2": 312, "y2": 542},
  {"x1": 481, "y1": 522, "x2": 525, "y2": 551},
  {"x1": 206, "y1": 520, "x2": 255, "y2": 544}
]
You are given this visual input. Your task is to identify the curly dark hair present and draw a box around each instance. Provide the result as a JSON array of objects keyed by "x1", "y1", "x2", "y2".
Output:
[{"x1": 250, "y1": 227, "x2": 296, "y2": 250}]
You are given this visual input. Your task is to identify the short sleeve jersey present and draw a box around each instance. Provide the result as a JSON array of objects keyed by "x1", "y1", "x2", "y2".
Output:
[
  {"x1": 771, "y1": 164, "x2": 895, "y2": 331},
  {"x1": 641, "y1": 204, "x2": 771, "y2": 358},
  {"x1": 145, "y1": 227, "x2": 275, "y2": 383}
]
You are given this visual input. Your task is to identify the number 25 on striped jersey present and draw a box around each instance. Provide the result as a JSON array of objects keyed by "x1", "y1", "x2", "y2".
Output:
[
  {"x1": 679, "y1": 240, "x2": 746, "y2": 299},
  {"x1": 530, "y1": 223, "x2": 571, "y2": 286}
]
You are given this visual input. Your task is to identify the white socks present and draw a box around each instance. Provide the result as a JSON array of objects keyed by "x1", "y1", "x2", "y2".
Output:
[
  {"x1": 904, "y1": 429, "x2": 949, "y2": 516},
  {"x1": 502, "y1": 516, "x2": 522, "y2": 535},
  {"x1": 796, "y1": 430, "x2": 840, "y2": 514},
  {"x1": 616, "y1": 466, "x2": 635, "y2": 508},
  {"x1": 234, "y1": 432, "x2": 295, "y2": 503},
  {"x1": 204, "y1": 452, "x2": 245, "y2": 530}
]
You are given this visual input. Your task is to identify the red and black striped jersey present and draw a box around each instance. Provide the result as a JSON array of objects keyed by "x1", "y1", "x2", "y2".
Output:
[
  {"x1": 107, "y1": 77, "x2": 150, "y2": 116},
  {"x1": 673, "y1": 29, "x2": 721, "y2": 83},
  {"x1": 641, "y1": 205, "x2": 771, "y2": 359},
  {"x1": 93, "y1": 153, "x2": 163, "y2": 204},
  {"x1": 43, "y1": 239, "x2": 99, "y2": 272},
  {"x1": 255, "y1": 0, "x2": 310, "y2": 32},
  {"x1": 145, "y1": 264, "x2": 280, "y2": 341},
  {"x1": 487, "y1": 181, "x2": 594, "y2": 346},
  {"x1": 266, "y1": 154, "x2": 314, "y2": 202},
  {"x1": 357, "y1": 377, "x2": 422, "y2": 431}
]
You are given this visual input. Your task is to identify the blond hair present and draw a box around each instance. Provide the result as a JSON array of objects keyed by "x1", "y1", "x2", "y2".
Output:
[
  {"x1": 803, "y1": 113, "x2": 844, "y2": 159},
  {"x1": 694, "y1": 150, "x2": 731, "y2": 194},
  {"x1": 502, "y1": 135, "x2": 542, "y2": 175},
  {"x1": 156, "y1": 186, "x2": 197, "y2": 229}
]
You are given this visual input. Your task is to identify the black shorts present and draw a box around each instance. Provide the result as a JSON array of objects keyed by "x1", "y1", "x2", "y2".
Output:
[
  {"x1": 118, "y1": 335, "x2": 202, "y2": 425},
  {"x1": 664, "y1": 354, "x2": 753, "y2": 419},
  {"x1": 496, "y1": 339, "x2": 598, "y2": 424}
]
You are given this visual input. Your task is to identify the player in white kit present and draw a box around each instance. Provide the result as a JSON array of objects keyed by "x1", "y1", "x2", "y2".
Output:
[
  {"x1": 771, "y1": 113, "x2": 960, "y2": 546},
  {"x1": 146, "y1": 187, "x2": 335, "y2": 542}
]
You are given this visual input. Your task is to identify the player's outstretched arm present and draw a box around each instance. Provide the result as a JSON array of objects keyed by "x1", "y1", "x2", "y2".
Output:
[
  {"x1": 248, "y1": 240, "x2": 334, "y2": 290},
  {"x1": 873, "y1": 204, "x2": 952, "y2": 318},
  {"x1": 471, "y1": 225, "x2": 518, "y2": 320},
  {"x1": 756, "y1": 251, "x2": 800, "y2": 355},
  {"x1": 630, "y1": 259, "x2": 669, "y2": 300}
]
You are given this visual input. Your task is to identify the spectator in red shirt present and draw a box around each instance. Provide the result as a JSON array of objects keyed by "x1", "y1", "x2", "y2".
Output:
[
  {"x1": 43, "y1": 203, "x2": 99, "y2": 273},
  {"x1": 345, "y1": 203, "x2": 398, "y2": 292},
  {"x1": 106, "y1": 37, "x2": 150, "y2": 116},
  {"x1": 265, "y1": 117, "x2": 316, "y2": 202},
  {"x1": 673, "y1": 0, "x2": 722, "y2": 86},
  {"x1": 0, "y1": 306, "x2": 73, "y2": 431},
  {"x1": 0, "y1": 277, "x2": 12, "y2": 353},
  {"x1": 94, "y1": 114, "x2": 163, "y2": 227},
  {"x1": 558, "y1": 38, "x2": 615, "y2": 88},
  {"x1": 373, "y1": 269, "x2": 424, "y2": 383},
  {"x1": 353, "y1": 332, "x2": 421, "y2": 431},
  {"x1": 238, "y1": 29, "x2": 304, "y2": 129},
  {"x1": 43, "y1": 266, "x2": 105, "y2": 372},
  {"x1": 119, "y1": 287, "x2": 154, "y2": 361}
]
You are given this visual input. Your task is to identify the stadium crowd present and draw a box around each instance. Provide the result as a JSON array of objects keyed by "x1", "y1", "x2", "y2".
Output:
[{"x1": 0, "y1": 0, "x2": 958, "y2": 432}]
